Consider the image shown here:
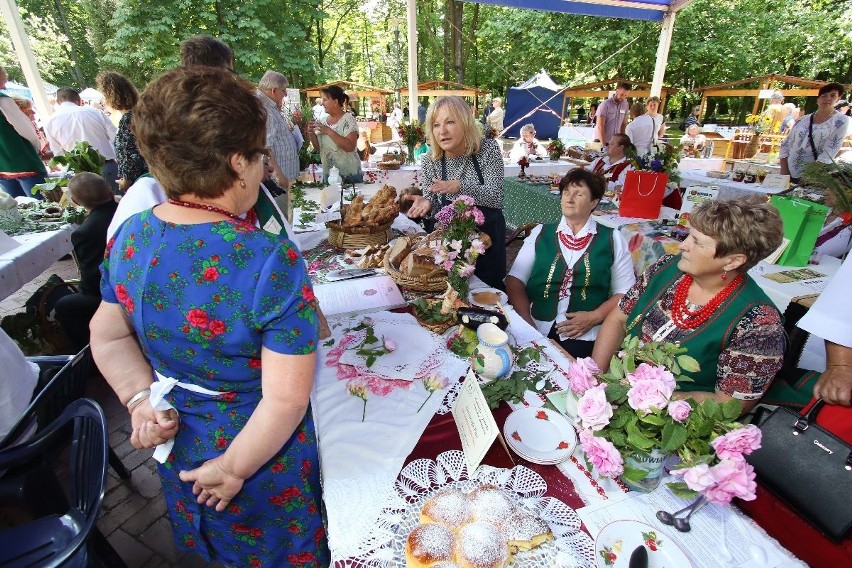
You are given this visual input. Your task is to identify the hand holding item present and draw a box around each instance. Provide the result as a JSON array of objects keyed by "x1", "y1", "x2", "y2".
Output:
[
  {"x1": 129, "y1": 402, "x2": 179, "y2": 449},
  {"x1": 179, "y1": 456, "x2": 245, "y2": 512},
  {"x1": 813, "y1": 359, "x2": 852, "y2": 407}
]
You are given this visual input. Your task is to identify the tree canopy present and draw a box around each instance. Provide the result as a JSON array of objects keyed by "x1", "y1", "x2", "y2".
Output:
[{"x1": 1, "y1": 0, "x2": 849, "y2": 105}]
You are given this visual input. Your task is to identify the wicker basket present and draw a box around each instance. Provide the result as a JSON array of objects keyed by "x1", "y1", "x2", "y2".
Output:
[
  {"x1": 379, "y1": 141, "x2": 407, "y2": 169},
  {"x1": 383, "y1": 247, "x2": 447, "y2": 292},
  {"x1": 326, "y1": 220, "x2": 392, "y2": 249},
  {"x1": 413, "y1": 299, "x2": 456, "y2": 334}
]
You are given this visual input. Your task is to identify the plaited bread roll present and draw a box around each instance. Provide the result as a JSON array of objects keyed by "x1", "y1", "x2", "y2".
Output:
[{"x1": 343, "y1": 195, "x2": 365, "y2": 227}]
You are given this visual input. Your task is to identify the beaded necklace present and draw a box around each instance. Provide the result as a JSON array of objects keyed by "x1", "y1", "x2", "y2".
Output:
[
  {"x1": 558, "y1": 231, "x2": 593, "y2": 251},
  {"x1": 168, "y1": 199, "x2": 256, "y2": 225},
  {"x1": 670, "y1": 273, "x2": 743, "y2": 330}
]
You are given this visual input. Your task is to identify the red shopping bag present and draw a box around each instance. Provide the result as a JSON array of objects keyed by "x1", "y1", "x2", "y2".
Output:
[{"x1": 619, "y1": 171, "x2": 668, "y2": 219}]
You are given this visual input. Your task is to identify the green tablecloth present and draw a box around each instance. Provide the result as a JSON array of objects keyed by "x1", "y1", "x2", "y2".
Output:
[{"x1": 502, "y1": 177, "x2": 562, "y2": 230}]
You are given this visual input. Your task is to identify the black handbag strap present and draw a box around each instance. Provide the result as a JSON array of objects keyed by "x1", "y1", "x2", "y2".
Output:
[{"x1": 807, "y1": 116, "x2": 819, "y2": 161}]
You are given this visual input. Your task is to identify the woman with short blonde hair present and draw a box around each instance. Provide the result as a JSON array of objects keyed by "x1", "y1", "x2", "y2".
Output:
[{"x1": 405, "y1": 95, "x2": 507, "y2": 288}]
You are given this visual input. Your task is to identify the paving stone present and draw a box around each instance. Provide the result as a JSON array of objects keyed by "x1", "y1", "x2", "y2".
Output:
[
  {"x1": 107, "y1": 528, "x2": 156, "y2": 568},
  {"x1": 114, "y1": 438, "x2": 137, "y2": 459},
  {"x1": 123, "y1": 498, "x2": 168, "y2": 537},
  {"x1": 122, "y1": 447, "x2": 156, "y2": 471},
  {"x1": 129, "y1": 465, "x2": 163, "y2": 499},
  {"x1": 97, "y1": 492, "x2": 149, "y2": 536},
  {"x1": 140, "y1": 517, "x2": 180, "y2": 564}
]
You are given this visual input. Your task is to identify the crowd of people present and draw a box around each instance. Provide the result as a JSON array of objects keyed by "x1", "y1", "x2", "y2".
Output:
[{"x1": 3, "y1": 32, "x2": 852, "y2": 567}]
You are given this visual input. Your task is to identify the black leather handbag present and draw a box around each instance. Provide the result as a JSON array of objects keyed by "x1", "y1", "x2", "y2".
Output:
[{"x1": 746, "y1": 400, "x2": 852, "y2": 541}]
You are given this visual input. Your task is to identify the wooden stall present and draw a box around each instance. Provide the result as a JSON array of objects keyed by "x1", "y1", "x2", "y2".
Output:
[
  {"x1": 560, "y1": 78, "x2": 677, "y2": 123},
  {"x1": 302, "y1": 81, "x2": 395, "y2": 142},
  {"x1": 397, "y1": 81, "x2": 490, "y2": 117}
]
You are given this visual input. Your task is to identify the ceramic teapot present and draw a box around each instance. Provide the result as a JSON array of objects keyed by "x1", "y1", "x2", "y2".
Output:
[{"x1": 472, "y1": 323, "x2": 513, "y2": 382}]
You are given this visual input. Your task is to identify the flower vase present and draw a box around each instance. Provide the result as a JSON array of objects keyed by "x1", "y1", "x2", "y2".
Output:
[
  {"x1": 621, "y1": 447, "x2": 670, "y2": 492},
  {"x1": 518, "y1": 166, "x2": 526, "y2": 180},
  {"x1": 406, "y1": 142, "x2": 416, "y2": 165}
]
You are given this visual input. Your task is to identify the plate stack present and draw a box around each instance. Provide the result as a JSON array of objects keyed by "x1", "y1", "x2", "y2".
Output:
[{"x1": 503, "y1": 407, "x2": 577, "y2": 465}]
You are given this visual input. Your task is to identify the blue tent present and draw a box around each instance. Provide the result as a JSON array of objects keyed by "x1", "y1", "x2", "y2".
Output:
[{"x1": 503, "y1": 70, "x2": 565, "y2": 139}]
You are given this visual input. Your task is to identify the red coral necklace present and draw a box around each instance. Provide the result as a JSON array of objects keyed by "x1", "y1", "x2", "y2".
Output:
[
  {"x1": 558, "y1": 231, "x2": 593, "y2": 251},
  {"x1": 168, "y1": 199, "x2": 256, "y2": 225},
  {"x1": 671, "y1": 273, "x2": 743, "y2": 329}
]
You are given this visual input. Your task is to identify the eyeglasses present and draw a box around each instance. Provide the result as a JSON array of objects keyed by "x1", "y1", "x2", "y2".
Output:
[{"x1": 256, "y1": 148, "x2": 271, "y2": 166}]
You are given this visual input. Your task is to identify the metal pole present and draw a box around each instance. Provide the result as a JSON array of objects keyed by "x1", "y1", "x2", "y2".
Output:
[
  {"x1": 0, "y1": 0, "x2": 53, "y2": 119},
  {"x1": 406, "y1": 0, "x2": 418, "y2": 124}
]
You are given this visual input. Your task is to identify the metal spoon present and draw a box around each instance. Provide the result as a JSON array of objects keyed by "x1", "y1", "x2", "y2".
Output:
[
  {"x1": 673, "y1": 496, "x2": 708, "y2": 532},
  {"x1": 655, "y1": 501, "x2": 696, "y2": 526}
]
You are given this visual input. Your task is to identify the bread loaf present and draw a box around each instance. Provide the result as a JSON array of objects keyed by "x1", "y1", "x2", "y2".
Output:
[
  {"x1": 402, "y1": 247, "x2": 438, "y2": 278},
  {"x1": 388, "y1": 237, "x2": 413, "y2": 268}
]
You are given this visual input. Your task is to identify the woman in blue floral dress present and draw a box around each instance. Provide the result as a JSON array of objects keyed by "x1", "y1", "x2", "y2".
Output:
[{"x1": 90, "y1": 67, "x2": 328, "y2": 567}]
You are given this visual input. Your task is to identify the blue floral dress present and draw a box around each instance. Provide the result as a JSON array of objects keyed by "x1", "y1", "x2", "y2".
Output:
[{"x1": 102, "y1": 210, "x2": 328, "y2": 567}]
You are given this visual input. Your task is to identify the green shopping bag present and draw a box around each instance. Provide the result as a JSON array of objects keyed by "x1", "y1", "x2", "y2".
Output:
[{"x1": 769, "y1": 195, "x2": 829, "y2": 266}]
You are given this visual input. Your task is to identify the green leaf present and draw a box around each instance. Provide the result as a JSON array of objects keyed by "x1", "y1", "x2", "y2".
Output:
[
  {"x1": 365, "y1": 355, "x2": 376, "y2": 367},
  {"x1": 677, "y1": 355, "x2": 701, "y2": 373},
  {"x1": 622, "y1": 465, "x2": 648, "y2": 482},
  {"x1": 639, "y1": 413, "x2": 668, "y2": 426},
  {"x1": 626, "y1": 422, "x2": 656, "y2": 450},
  {"x1": 661, "y1": 423, "x2": 688, "y2": 452},
  {"x1": 666, "y1": 481, "x2": 699, "y2": 500},
  {"x1": 606, "y1": 383, "x2": 629, "y2": 403},
  {"x1": 609, "y1": 356, "x2": 624, "y2": 380},
  {"x1": 702, "y1": 399, "x2": 721, "y2": 420},
  {"x1": 721, "y1": 399, "x2": 742, "y2": 420}
]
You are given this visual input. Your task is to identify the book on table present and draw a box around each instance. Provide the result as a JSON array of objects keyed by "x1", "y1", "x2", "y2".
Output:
[{"x1": 312, "y1": 274, "x2": 407, "y2": 317}]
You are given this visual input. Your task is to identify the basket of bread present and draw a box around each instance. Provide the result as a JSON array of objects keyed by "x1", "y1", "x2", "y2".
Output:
[
  {"x1": 383, "y1": 233, "x2": 447, "y2": 292},
  {"x1": 326, "y1": 184, "x2": 398, "y2": 249},
  {"x1": 377, "y1": 141, "x2": 406, "y2": 170}
]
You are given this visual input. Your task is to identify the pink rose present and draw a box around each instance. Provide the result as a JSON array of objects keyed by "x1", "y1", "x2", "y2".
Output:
[
  {"x1": 627, "y1": 363, "x2": 676, "y2": 391},
  {"x1": 704, "y1": 459, "x2": 757, "y2": 504},
  {"x1": 576, "y1": 383, "x2": 613, "y2": 431},
  {"x1": 710, "y1": 425, "x2": 762, "y2": 460},
  {"x1": 579, "y1": 429, "x2": 624, "y2": 477},
  {"x1": 567, "y1": 357, "x2": 600, "y2": 395},
  {"x1": 672, "y1": 463, "x2": 715, "y2": 492},
  {"x1": 626, "y1": 378, "x2": 672, "y2": 414},
  {"x1": 383, "y1": 338, "x2": 396, "y2": 352},
  {"x1": 667, "y1": 400, "x2": 692, "y2": 423}
]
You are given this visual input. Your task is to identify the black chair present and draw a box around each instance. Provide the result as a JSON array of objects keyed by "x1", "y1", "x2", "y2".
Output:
[
  {"x1": 2, "y1": 346, "x2": 131, "y2": 479},
  {"x1": 0, "y1": 399, "x2": 108, "y2": 567}
]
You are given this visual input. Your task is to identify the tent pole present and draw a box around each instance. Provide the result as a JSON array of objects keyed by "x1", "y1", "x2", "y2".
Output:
[
  {"x1": 0, "y1": 0, "x2": 53, "y2": 119},
  {"x1": 407, "y1": 0, "x2": 418, "y2": 123},
  {"x1": 650, "y1": 10, "x2": 676, "y2": 97}
]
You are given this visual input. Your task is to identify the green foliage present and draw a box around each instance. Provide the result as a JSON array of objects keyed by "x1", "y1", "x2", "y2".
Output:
[{"x1": 480, "y1": 345, "x2": 549, "y2": 409}]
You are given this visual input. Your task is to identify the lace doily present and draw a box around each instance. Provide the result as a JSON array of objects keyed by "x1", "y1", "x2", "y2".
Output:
[{"x1": 335, "y1": 450, "x2": 596, "y2": 567}]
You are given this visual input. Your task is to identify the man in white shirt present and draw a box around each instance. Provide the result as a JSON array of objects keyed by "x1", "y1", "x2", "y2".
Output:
[
  {"x1": 508, "y1": 124, "x2": 547, "y2": 162},
  {"x1": 312, "y1": 97, "x2": 327, "y2": 121},
  {"x1": 625, "y1": 113, "x2": 657, "y2": 156},
  {"x1": 45, "y1": 87, "x2": 118, "y2": 192}
]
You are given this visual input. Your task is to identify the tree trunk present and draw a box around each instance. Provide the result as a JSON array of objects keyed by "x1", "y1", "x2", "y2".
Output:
[
  {"x1": 442, "y1": 0, "x2": 451, "y2": 81},
  {"x1": 52, "y1": 0, "x2": 85, "y2": 87},
  {"x1": 452, "y1": 0, "x2": 463, "y2": 83}
]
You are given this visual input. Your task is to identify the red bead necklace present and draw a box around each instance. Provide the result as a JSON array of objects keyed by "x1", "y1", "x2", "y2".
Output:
[
  {"x1": 671, "y1": 273, "x2": 743, "y2": 330},
  {"x1": 168, "y1": 199, "x2": 256, "y2": 225},
  {"x1": 558, "y1": 231, "x2": 593, "y2": 251}
]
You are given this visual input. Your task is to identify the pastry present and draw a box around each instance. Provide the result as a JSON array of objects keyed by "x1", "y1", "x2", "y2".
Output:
[
  {"x1": 405, "y1": 523, "x2": 455, "y2": 568},
  {"x1": 467, "y1": 485, "x2": 516, "y2": 527},
  {"x1": 454, "y1": 521, "x2": 508, "y2": 568},
  {"x1": 420, "y1": 488, "x2": 472, "y2": 529},
  {"x1": 504, "y1": 510, "x2": 553, "y2": 553}
]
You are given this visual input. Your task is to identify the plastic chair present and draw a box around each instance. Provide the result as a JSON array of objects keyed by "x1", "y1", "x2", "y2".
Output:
[
  {"x1": 1, "y1": 346, "x2": 131, "y2": 479},
  {"x1": 0, "y1": 399, "x2": 108, "y2": 567}
]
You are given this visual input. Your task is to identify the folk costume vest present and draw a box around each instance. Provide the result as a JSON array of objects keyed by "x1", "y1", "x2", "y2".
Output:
[
  {"x1": 0, "y1": 93, "x2": 46, "y2": 176},
  {"x1": 625, "y1": 256, "x2": 777, "y2": 393},
  {"x1": 526, "y1": 223, "x2": 615, "y2": 322},
  {"x1": 592, "y1": 157, "x2": 630, "y2": 185}
]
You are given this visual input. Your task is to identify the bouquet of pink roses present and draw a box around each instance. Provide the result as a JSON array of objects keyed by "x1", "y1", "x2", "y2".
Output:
[{"x1": 570, "y1": 336, "x2": 760, "y2": 503}]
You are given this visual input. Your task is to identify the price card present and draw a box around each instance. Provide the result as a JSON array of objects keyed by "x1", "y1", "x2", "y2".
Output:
[
  {"x1": 761, "y1": 174, "x2": 790, "y2": 190},
  {"x1": 452, "y1": 369, "x2": 501, "y2": 473}
]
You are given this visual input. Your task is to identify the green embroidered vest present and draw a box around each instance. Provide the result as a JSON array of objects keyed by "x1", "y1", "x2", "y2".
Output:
[
  {"x1": 526, "y1": 223, "x2": 615, "y2": 321},
  {"x1": 0, "y1": 93, "x2": 46, "y2": 175},
  {"x1": 626, "y1": 255, "x2": 778, "y2": 392}
]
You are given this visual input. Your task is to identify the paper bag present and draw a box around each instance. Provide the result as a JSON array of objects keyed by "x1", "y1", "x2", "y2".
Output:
[
  {"x1": 769, "y1": 195, "x2": 829, "y2": 266},
  {"x1": 619, "y1": 171, "x2": 668, "y2": 219}
]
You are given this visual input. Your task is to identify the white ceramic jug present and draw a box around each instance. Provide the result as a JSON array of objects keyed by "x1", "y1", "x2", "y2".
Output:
[{"x1": 472, "y1": 323, "x2": 514, "y2": 382}]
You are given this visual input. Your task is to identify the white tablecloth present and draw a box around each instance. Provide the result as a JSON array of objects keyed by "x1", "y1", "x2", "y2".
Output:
[
  {"x1": 678, "y1": 169, "x2": 786, "y2": 200},
  {"x1": 0, "y1": 228, "x2": 73, "y2": 302}
]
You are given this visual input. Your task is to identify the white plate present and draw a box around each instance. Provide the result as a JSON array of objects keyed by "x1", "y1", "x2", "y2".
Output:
[
  {"x1": 467, "y1": 287, "x2": 508, "y2": 309},
  {"x1": 594, "y1": 520, "x2": 692, "y2": 568},
  {"x1": 503, "y1": 407, "x2": 577, "y2": 464}
]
